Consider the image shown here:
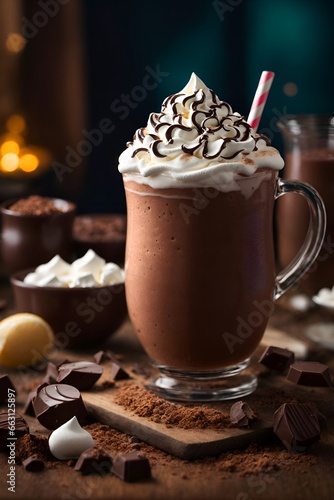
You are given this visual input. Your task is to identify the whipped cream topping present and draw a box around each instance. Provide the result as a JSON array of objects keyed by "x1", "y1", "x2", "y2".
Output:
[
  {"x1": 23, "y1": 250, "x2": 125, "y2": 288},
  {"x1": 49, "y1": 417, "x2": 95, "y2": 460},
  {"x1": 118, "y1": 73, "x2": 284, "y2": 190}
]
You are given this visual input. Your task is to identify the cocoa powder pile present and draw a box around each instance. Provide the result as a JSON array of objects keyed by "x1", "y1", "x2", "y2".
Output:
[
  {"x1": 9, "y1": 195, "x2": 63, "y2": 215},
  {"x1": 114, "y1": 383, "x2": 232, "y2": 429}
]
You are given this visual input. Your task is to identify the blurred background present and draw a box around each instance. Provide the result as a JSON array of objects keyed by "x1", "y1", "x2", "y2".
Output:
[{"x1": 0, "y1": 0, "x2": 333, "y2": 214}]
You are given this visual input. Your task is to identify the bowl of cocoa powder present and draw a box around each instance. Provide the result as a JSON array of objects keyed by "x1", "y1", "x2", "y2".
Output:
[
  {"x1": 72, "y1": 214, "x2": 126, "y2": 264},
  {"x1": 1, "y1": 195, "x2": 76, "y2": 274}
]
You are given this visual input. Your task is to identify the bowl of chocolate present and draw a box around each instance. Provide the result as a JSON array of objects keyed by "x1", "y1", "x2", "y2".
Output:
[
  {"x1": 1, "y1": 195, "x2": 76, "y2": 274},
  {"x1": 10, "y1": 250, "x2": 127, "y2": 349},
  {"x1": 72, "y1": 214, "x2": 126, "y2": 264}
]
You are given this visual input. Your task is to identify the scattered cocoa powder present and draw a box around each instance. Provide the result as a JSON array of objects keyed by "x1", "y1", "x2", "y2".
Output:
[
  {"x1": 13, "y1": 420, "x2": 319, "y2": 478},
  {"x1": 114, "y1": 383, "x2": 230, "y2": 429},
  {"x1": 198, "y1": 443, "x2": 318, "y2": 477},
  {"x1": 9, "y1": 195, "x2": 63, "y2": 215},
  {"x1": 16, "y1": 434, "x2": 55, "y2": 466},
  {"x1": 85, "y1": 422, "x2": 318, "y2": 476}
]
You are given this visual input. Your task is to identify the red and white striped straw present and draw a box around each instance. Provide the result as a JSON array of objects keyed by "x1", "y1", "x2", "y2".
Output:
[{"x1": 247, "y1": 71, "x2": 275, "y2": 132}]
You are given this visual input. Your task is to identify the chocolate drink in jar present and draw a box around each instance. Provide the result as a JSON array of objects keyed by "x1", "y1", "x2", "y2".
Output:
[
  {"x1": 277, "y1": 115, "x2": 334, "y2": 295},
  {"x1": 119, "y1": 74, "x2": 325, "y2": 401}
]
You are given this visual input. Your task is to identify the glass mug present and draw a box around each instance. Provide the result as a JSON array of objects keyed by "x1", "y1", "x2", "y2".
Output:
[
  {"x1": 277, "y1": 114, "x2": 334, "y2": 295},
  {"x1": 123, "y1": 168, "x2": 325, "y2": 401}
]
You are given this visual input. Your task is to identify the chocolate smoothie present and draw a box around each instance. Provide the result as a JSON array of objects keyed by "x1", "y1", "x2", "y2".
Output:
[
  {"x1": 277, "y1": 148, "x2": 334, "y2": 294},
  {"x1": 124, "y1": 171, "x2": 277, "y2": 370},
  {"x1": 118, "y1": 73, "x2": 287, "y2": 377}
]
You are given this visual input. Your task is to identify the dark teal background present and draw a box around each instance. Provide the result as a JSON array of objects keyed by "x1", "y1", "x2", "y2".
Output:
[{"x1": 80, "y1": 0, "x2": 334, "y2": 213}]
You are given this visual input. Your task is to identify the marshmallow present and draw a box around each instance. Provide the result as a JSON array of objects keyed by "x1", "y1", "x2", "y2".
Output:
[
  {"x1": 71, "y1": 249, "x2": 106, "y2": 281},
  {"x1": 36, "y1": 255, "x2": 71, "y2": 277},
  {"x1": 69, "y1": 272, "x2": 99, "y2": 288},
  {"x1": 48, "y1": 416, "x2": 94, "y2": 460},
  {"x1": 22, "y1": 250, "x2": 124, "y2": 288},
  {"x1": 100, "y1": 263, "x2": 125, "y2": 286}
]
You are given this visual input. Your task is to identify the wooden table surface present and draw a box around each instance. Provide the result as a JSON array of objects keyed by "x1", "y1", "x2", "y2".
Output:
[{"x1": 1, "y1": 275, "x2": 334, "y2": 500}]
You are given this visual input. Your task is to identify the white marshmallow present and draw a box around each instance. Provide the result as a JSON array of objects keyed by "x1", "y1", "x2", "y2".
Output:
[
  {"x1": 22, "y1": 250, "x2": 124, "y2": 288},
  {"x1": 100, "y1": 263, "x2": 125, "y2": 286},
  {"x1": 48, "y1": 416, "x2": 94, "y2": 460},
  {"x1": 37, "y1": 274, "x2": 67, "y2": 288},
  {"x1": 71, "y1": 249, "x2": 106, "y2": 281},
  {"x1": 69, "y1": 272, "x2": 99, "y2": 288},
  {"x1": 36, "y1": 255, "x2": 71, "y2": 277}
]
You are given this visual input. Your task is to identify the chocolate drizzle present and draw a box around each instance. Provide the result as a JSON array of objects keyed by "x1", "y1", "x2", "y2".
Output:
[{"x1": 127, "y1": 82, "x2": 268, "y2": 163}]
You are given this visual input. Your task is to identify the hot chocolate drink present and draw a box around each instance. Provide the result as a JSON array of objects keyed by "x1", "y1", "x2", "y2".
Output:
[
  {"x1": 277, "y1": 148, "x2": 334, "y2": 294},
  {"x1": 119, "y1": 74, "x2": 325, "y2": 400},
  {"x1": 124, "y1": 172, "x2": 277, "y2": 370}
]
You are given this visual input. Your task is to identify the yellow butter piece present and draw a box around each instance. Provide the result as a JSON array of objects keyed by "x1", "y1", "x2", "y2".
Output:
[{"x1": 0, "y1": 313, "x2": 54, "y2": 368}]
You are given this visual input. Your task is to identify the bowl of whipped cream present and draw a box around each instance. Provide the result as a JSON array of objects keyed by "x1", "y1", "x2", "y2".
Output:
[{"x1": 10, "y1": 249, "x2": 127, "y2": 348}]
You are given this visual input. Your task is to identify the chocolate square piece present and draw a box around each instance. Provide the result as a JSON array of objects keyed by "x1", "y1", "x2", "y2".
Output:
[
  {"x1": 0, "y1": 373, "x2": 16, "y2": 403},
  {"x1": 287, "y1": 361, "x2": 332, "y2": 387},
  {"x1": 273, "y1": 403, "x2": 320, "y2": 451},
  {"x1": 33, "y1": 384, "x2": 87, "y2": 430},
  {"x1": 57, "y1": 362, "x2": 103, "y2": 391},
  {"x1": 259, "y1": 346, "x2": 295, "y2": 372},
  {"x1": 22, "y1": 455, "x2": 45, "y2": 472},
  {"x1": 110, "y1": 362, "x2": 130, "y2": 381},
  {"x1": 94, "y1": 350, "x2": 123, "y2": 364},
  {"x1": 0, "y1": 412, "x2": 29, "y2": 451},
  {"x1": 112, "y1": 452, "x2": 151, "y2": 482},
  {"x1": 23, "y1": 383, "x2": 48, "y2": 417},
  {"x1": 74, "y1": 447, "x2": 113, "y2": 475}
]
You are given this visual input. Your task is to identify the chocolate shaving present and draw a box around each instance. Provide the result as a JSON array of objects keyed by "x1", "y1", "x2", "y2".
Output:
[{"x1": 229, "y1": 401, "x2": 256, "y2": 427}]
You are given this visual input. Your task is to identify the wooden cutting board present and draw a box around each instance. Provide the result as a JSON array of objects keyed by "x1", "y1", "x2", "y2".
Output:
[
  {"x1": 82, "y1": 382, "x2": 273, "y2": 460},
  {"x1": 81, "y1": 323, "x2": 334, "y2": 460},
  {"x1": 82, "y1": 377, "x2": 334, "y2": 460}
]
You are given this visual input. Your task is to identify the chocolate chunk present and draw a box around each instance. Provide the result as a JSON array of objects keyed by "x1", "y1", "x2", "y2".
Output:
[
  {"x1": 74, "y1": 447, "x2": 113, "y2": 475},
  {"x1": 0, "y1": 373, "x2": 16, "y2": 403},
  {"x1": 23, "y1": 383, "x2": 48, "y2": 417},
  {"x1": 0, "y1": 412, "x2": 29, "y2": 451},
  {"x1": 110, "y1": 362, "x2": 130, "y2": 381},
  {"x1": 22, "y1": 455, "x2": 45, "y2": 472},
  {"x1": 287, "y1": 361, "x2": 332, "y2": 387},
  {"x1": 33, "y1": 384, "x2": 87, "y2": 430},
  {"x1": 259, "y1": 346, "x2": 295, "y2": 372},
  {"x1": 57, "y1": 361, "x2": 103, "y2": 390},
  {"x1": 112, "y1": 451, "x2": 151, "y2": 482},
  {"x1": 94, "y1": 350, "x2": 123, "y2": 364},
  {"x1": 229, "y1": 401, "x2": 256, "y2": 427},
  {"x1": 273, "y1": 403, "x2": 320, "y2": 451}
]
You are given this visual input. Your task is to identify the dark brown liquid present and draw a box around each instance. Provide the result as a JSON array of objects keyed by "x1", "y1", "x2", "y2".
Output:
[
  {"x1": 124, "y1": 171, "x2": 277, "y2": 371},
  {"x1": 277, "y1": 149, "x2": 334, "y2": 294}
]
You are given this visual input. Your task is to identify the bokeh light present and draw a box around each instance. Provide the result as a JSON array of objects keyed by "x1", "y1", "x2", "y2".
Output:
[
  {"x1": 19, "y1": 154, "x2": 39, "y2": 172},
  {"x1": 283, "y1": 82, "x2": 299, "y2": 97},
  {"x1": 1, "y1": 153, "x2": 20, "y2": 172},
  {"x1": 5, "y1": 33, "x2": 26, "y2": 53},
  {"x1": 6, "y1": 115, "x2": 26, "y2": 134},
  {"x1": 0, "y1": 140, "x2": 20, "y2": 156}
]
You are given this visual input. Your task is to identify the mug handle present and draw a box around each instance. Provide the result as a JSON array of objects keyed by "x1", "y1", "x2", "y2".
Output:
[{"x1": 274, "y1": 178, "x2": 326, "y2": 300}]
